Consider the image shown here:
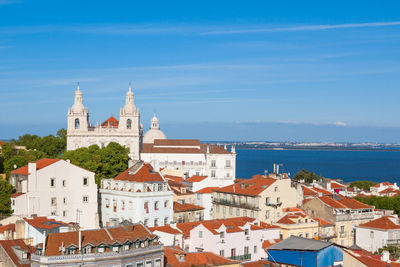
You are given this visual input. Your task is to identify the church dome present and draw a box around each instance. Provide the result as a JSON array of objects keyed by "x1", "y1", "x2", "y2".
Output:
[{"x1": 143, "y1": 114, "x2": 167, "y2": 143}]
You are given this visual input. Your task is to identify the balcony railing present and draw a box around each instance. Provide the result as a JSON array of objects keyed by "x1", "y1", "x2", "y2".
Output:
[
  {"x1": 335, "y1": 212, "x2": 374, "y2": 222},
  {"x1": 387, "y1": 239, "x2": 400, "y2": 245},
  {"x1": 213, "y1": 199, "x2": 260, "y2": 211},
  {"x1": 229, "y1": 254, "x2": 251, "y2": 261}
]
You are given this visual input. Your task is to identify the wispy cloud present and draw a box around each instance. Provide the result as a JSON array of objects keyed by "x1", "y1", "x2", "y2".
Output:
[
  {"x1": 203, "y1": 21, "x2": 400, "y2": 35},
  {"x1": 0, "y1": 0, "x2": 21, "y2": 5}
]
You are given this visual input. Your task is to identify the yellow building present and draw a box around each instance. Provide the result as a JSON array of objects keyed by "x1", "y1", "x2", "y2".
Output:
[
  {"x1": 275, "y1": 209, "x2": 319, "y2": 240},
  {"x1": 212, "y1": 174, "x2": 300, "y2": 224}
]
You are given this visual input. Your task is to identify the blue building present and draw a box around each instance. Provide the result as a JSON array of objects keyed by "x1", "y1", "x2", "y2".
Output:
[{"x1": 267, "y1": 236, "x2": 343, "y2": 267}]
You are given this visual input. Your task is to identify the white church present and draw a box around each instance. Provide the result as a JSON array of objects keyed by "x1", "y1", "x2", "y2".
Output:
[{"x1": 67, "y1": 84, "x2": 236, "y2": 187}]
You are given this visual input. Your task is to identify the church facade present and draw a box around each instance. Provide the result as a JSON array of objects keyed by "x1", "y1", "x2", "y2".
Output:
[{"x1": 67, "y1": 85, "x2": 142, "y2": 160}]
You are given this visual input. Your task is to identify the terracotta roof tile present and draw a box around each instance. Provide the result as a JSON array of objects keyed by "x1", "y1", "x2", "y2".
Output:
[
  {"x1": 11, "y1": 193, "x2": 25, "y2": 198},
  {"x1": 319, "y1": 195, "x2": 373, "y2": 210},
  {"x1": 196, "y1": 187, "x2": 219, "y2": 194},
  {"x1": 114, "y1": 163, "x2": 165, "y2": 182},
  {"x1": 0, "y1": 239, "x2": 32, "y2": 267},
  {"x1": 142, "y1": 141, "x2": 232, "y2": 155},
  {"x1": 0, "y1": 223, "x2": 15, "y2": 233},
  {"x1": 262, "y1": 239, "x2": 282, "y2": 249},
  {"x1": 214, "y1": 177, "x2": 276, "y2": 196},
  {"x1": 358, "y1": 216, "x2": 400, "y2": 230},
  {"x1": 313, "y1": 217, "x2": 333, "y2": 226},
  {"x1": 185, "y1": 175, "x2": 207, "y2": 183},
  {"x1": 101, "y1": 116, "x2": 119, "y2": 128},
  {"x1": 373, "y1": 182, "x2": 394, "y2": 188},
  {"x1": 330, "y1": 181, "x2": 345, "y2": 189},
  {"x1": 11, "y1": 158, "x2": 61, "y2": 175},
  {"x1": 345, "y1": 249, "x2": 400, "y2": 267},
  {"x1": 149, "y1": 225, "x2": 182, "y2": 235},
  {"x1": 24, "y1": 217, "x2": 68, "y2": 230},
  {"x1": 173, "y1": 202, "x2": 204, "y2": 212},
  {"x1": 165, "y1": 246, "x2": 238, "y2": 267},
  {"x1": 45, "y1": 224, "x2": 156, "y2": 256}
]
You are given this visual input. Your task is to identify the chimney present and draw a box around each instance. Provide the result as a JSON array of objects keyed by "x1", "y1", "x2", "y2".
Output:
[
  {"x1": 78, "y1": 229, "x2": 82, "y2": 253},
  {"x1": 28, "y1": 162, "x2": 37, "y2": 174},
  {"x1": 206, "y1": 145, "x2": 210, "y2": 154}
]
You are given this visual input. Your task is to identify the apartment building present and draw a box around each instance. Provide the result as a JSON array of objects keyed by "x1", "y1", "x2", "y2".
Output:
[
  {"x1": 212, "y1": 175, "x2": 299, "y2": 224},
  {"x1": 302, "y1": 195, "x2": 375, "y2": 246}
]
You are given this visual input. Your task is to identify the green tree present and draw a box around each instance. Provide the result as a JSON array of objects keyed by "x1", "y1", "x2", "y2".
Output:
[
  {"x1": 349, "y1": 180, "x2": 378, "y2": 190},
  {"x1": 293, "y1": 169, "x2": 321, "y2": 183},
  {"x1": 0, "y1": 179, "x2": 14, "y2": 215}
]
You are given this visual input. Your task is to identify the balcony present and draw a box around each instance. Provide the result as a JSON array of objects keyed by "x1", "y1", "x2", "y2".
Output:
[
  {"x1": 265, "y1": 202, "x2": 282, "y2": 209},
  {"x1": 213, "y1": 199, "x2": 260, "y2": 211},
  {"x1": 335, "y1": 212, "x2": 374, "y2": 222},
  {"x1": 229, "y1": 254, "x2": 251, "y2": 261}
]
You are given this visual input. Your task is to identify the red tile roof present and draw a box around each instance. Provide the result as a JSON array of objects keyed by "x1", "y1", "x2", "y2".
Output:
[
  {"x1": 196, "y1": 187, "x2": 219, "y2": 194},
  {"x1": 0, "y1": 223, "x2": 15, "y2": 234},
  {"x1": 114, "y1": 163, "x2": 165, "y2": 182},
  {"x1": 165, "y1": 246, "x2": 238, "y2": 267},
  {"x1": 175, "y1": 217, "x2": 278, "y2": 238},
  {"x1": 173, "y1": 202, "x2": 204, "y2": 212},
  {"x1": 142, "y1": 141, "x2": 232, "y2": 154},
  {"x1": 312, "y1": 187, "x2": 332, "y2": 196},
  {"x1": 302, "y1": 186, "x2": 319, "y2": 197},
  {"x1": 373, "y1": 182, "x2": 394, "y2": 188},
  {"x1": 313, "y1": 217, "x2": 333, "y2": 226},
  {"x1": 262, "y1": 239, "x2": 281, "y2": 249},
  {"x1": 45, "y1": 224, "x2": 157, "y2": 256},
  {"x1": 11, "y1": 158, "x2": 61, "y2": 175},
  {"x1": 358, "y1": 216, "x2": 400, "y2": 230},
  {"x1": 149, "y1": 225, "x2": 182, "y2": 235},
  {"x1": 11, "y1": 192, "x2": 25, "y2": 198},
  {"x1": 0, "y1": 239, "x2": 33, "y2": 267},
  {"x1": 241, "y1": 259, "x2": 275, "y2": 267},
  {"x1": 378, "y1": 188, "x2": 400, "y2": 194},
  {"x1": 345, "y1": 249, "x2": 400, "y2": 267},
  {"x1": 24, "y1": 217, "x2": 68, "y2": 230},
  {"x1": 330, "y1": 181, "x2": 345, "y2": 189},
  {"x1": 276, "y1": 213, "x2": 309, "y2": 225},
  {"x1": 164, "y1": 175, "x2": 184, "y2": 183},
  {"x1": 214, "y1": 177, "x2": 276, "y2": 196},
  {"x1": 101, "y1": 116, "x2": 119, "y2": 128},
  {"x1": 185, "y1": 175, "x2": 207, "y2": 183},
  {"x1": 318, "y1": 195, "x2": 373, "y2": 210}
]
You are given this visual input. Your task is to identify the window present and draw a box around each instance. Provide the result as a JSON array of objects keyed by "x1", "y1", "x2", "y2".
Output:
[
  {"x1": 229, "y1": 207, "x2": 233, "y2": 215},
  {"x1": 220, "y1": 250, "x2": 224, "y2": 257},
  {"x1": 155, "y1": 259, "x2": 161, "y2": 267},
  {"x1": 306, "y1": 233, "x2": 309, "y2": 238},
  {"x1": 144, "y1": 201, "x2": 149, "y2": 214},
  {"x1": 127, "y1": 119, "x2": 132, "y2": 129},
  {"x1": 274, "y1": 186, "x2": 278, "y2": 192},
  {"x1": 67, "y1": 248, "x2": 76, "y2": 255},
  {"x1": 220, "y1": 232, "x2": 225, "y2": 238},
  {"x1": 265, "y1": 197, "x2": 270, "y2": 205},
  {"x1": 75, "y1": 118, "x2": 80, "y2": 129},
  {"x1": 164, "y1": 217, "x2": 169, "y2": 225},
  {"x1": 216, "y1": 205, "x2": 220, "y2": 213},
  {"x1": 211, "y1": 170, "x2": 216, "y2": 178},
  {"x1": 244, "y1": 229, "x2": 249, "y2": 235},
  {"x1": 83, "y1": 246, "x2": 91, "y2": 254},
  {"x1": 231, "y1": 248, "x2": 236, "y2": 257},
  {"x1": 225, "y1": 160, "x2": 231, "y2": 167},
  {"x1": 83, "y1": 196, "x2": 88, "y2": 203},
  {"x1": 83, "y1": 177, "x2": 88, "y2": 186},
  {"x1": 62, "y1": 180, "x2": 66, "y2": 187},
  {"x1": 154, "y1": 201, "x2": 159, "y2": 211},
  {"x1": 211, "y1": 160, "x2": 216, "y2": 167},
  {"x1": 236, "y1": 208, "x2": 240, "y2": 216},
  {"x1": 113, "y1": 200, "x2": 117, "y2": 212},
  {"x1": 243, "y1": 210, "x2": 247, "y2": 217},
  {"x1": 121, "y1": 200, "x2": 125, "y2": 210},
  {"x1": 144, "y1": 219, "x2": 148, "y2": 226},
  {"x1": 98, "y1": 247, "x2": 105, "y2": 253},
  {"x1": 223, "y1": 206, "x2": 226, "y2": 214},
  {"x1": 244, "y1": 246, "x2": 249, "y2": 255},
  {"x1": 370, "y1": 231, "x2": 374, "y2": 238},
  {"x1": 129, "y1": 201, "x2": 133, "y2": 210},
  {"x1": 199, "y1": 231, "x2": 203, "y2": 238},
  {"x1": 266, "y1": 210, "x2": 270, "y2": 219},
  {"x1": 277, "y1": 197, "x2": 280, "y2": 204},
  {"x1": 299, "y1": 233, "x2": 303, "y2": 237},
  {"x1": 254, "y1": 245, "x2": 257, "y2": 254},
  {"x1": 154, "y1": 218, "x2": 158, "y2": 227},
  {"x1": 250, "y1": 211, "x2": 254, "y2": 217},
  {"x1": 340, "y1": 225, "x2": 345, "y2": 237},
  {"x1": 51, "y1": 197, "x2": 57, "y2": 206},
  {"x1": 50, "y1": 178, "x2": 55, "y2": 188},
  {"x1": 63, "y1": 210, "x2": 67, "y2": 217}
]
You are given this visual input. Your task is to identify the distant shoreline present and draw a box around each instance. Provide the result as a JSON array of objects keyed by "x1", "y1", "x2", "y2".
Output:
[{"x1": 235, "y1": 147, "x2": 400, "y2": 152}]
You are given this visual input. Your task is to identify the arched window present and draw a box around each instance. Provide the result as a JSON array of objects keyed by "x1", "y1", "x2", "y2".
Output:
[
  {"x1": 75, "y1": 118, "x2": 80, "y2": 129},
  {"x1": 127, "y1": 119, "x2": 132, "y2": 129}
]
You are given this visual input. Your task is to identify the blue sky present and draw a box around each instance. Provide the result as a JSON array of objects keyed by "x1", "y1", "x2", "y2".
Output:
[{"x1": 1, "y1": 0, "x2": 400, "y2": 142}]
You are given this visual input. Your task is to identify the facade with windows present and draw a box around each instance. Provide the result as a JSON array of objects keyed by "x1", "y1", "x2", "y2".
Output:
[
  {"x1": 212, "y1": 174, "x2": 300, "y2": 224},
  {"x1": 100, "y1": 161, "x2": 173, "y2": 227},
  {"x1": 31, "y1": 223, "x2": 164, "y2": 267},
  {"x1": 67, "y1": 84, "x2": 142, "y2": 160},
  {"x1": 302, "y1": 195, "x2": 376, "y2": 246},
  {"x1": 10, "y1": 159, "x2": 99, "y2": 229},
  {"x1": 141, "y1": 139, "x2": 236, "y2": 187}
]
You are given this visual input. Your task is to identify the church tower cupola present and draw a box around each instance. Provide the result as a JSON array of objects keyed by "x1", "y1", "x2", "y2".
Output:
[
  {"x1": 151, "y1": 114, "x2": 160, "y2": 129},
  {"x1": 71, "y1": 84, "x2": 86, "y2": 114},
  {"x1": 122, "y1": 82, "x2": 136, "y2": 115}
]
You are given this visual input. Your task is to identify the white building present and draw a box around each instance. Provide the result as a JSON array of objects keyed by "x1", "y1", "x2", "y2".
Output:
[
  {"x1": 195, "y1": 187, "x2": 218, "y2": 220},
  {"x1": 143, "y1": 114, "x2": 167, "y2": 144},
  {"x1": 141, "y1": 139, "x2": 236, "y2": 187},
  {"x1": 149, "y1": 217, "x2": 280, "y2": 261},
  {"x1": 355, "y1": 215, "x2": 400, "y2": 252},
  {"x1": 9, "y1": 159, "x2": 99, "y2": 229},
  {"x1": 100, "y1": 161, "x2": 174, "y2": 228},
  {"x1": 67, "y1": 84, "x2": 142, "y2": 160}
]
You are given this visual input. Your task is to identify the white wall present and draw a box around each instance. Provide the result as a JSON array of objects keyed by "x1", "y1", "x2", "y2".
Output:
[
  {"x1": 12, "y1": 160, "x2": 99, "y2": 229},
  {"x1": 356, "y1": 227, "x2": 389, "y2": 252},
  {"x1": 195, "y1": 193, "x2": 213, "y2": 220}
]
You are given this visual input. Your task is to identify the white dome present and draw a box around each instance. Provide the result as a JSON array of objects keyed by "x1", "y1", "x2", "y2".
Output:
[{"x1": 143, "y1": 129, "x2": 167, "y2": 143}]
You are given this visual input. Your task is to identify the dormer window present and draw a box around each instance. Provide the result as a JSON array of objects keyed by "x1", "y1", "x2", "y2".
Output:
[{"x1": 83, "y1": 246, "x2": 91, "y2": 254}]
